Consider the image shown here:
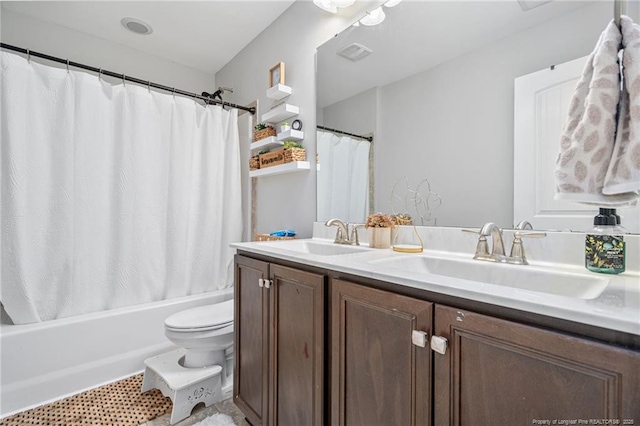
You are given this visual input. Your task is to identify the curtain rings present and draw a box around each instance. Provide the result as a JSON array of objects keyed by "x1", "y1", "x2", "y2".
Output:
[
  {"x1": 148, "y1": 81, "x2": 151, "y2": 94},
  {"x1": 122, "y1": 74, "x2": 126, "y2": 86},
  {"x1": 66, "y1": 59, "x2": 70, "y2": 73},
  {"x1": 98, "y1": 68, "x2": 103, "y2": 82},
  {"x1": 26, "y1": 49, "x2": 31, "y2": 64}
]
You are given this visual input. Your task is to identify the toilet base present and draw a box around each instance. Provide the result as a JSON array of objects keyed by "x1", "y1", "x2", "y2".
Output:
[{"x1": 141, "y1": 348, "x2": 223, "y2": 424}]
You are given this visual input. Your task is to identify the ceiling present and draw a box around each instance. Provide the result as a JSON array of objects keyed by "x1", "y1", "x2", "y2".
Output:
[
  {"x1": 317, "y1": 0, "x2": 594, "y2": 107},
  {"x1": 1, "y1": 1, "x2": 297, "y2": 76}
]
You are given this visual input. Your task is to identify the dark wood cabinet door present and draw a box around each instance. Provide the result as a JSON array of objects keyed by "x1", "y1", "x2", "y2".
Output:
[
  {"x1": 234, "y1": 255, "x2": 270, "y2": 426},
  {"x1": 434, "y1": 304, "x2": 640, "y2": 425},
  {"x1": 269, "y1": 264, "x2": 325, "y2": 426},
  {"x1": 331, "y1": 279, "x2": 433, "y2": 426}
]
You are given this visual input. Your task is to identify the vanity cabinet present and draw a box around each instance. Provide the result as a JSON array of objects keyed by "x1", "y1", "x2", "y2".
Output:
[
  {"x1": 433, "y1": 305, "x2": 640, "y2": 424},
  {"x1": 235, "y1": 253, "x2": 640, "y2": 425},
  {"x1": 331, "y1": 279, "x2": 433, "y2": 426},
  {"x1": 234, "y1": 255, "x2": 325, "y2": 426}
]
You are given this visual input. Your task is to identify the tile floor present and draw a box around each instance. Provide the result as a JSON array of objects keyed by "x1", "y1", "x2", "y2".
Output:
[{"x1": 143, "y1": 397, "x2": 250, "y2": 426}]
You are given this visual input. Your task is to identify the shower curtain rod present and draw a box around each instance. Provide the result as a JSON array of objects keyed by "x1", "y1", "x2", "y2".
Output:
[
  {"x1": 614, "y1": 0, "x2": 627, "y2": 28},
  {"x1": 317, "y1": 125, "x2": 373, "y2": 142},
  {"x1": 0, "y1": 43, "x2": 256, "y2": 115}
]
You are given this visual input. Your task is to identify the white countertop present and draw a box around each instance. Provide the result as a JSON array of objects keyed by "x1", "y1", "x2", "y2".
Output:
[{"x1": 232, "y1": 226, "x2": 640, "y2": 337}]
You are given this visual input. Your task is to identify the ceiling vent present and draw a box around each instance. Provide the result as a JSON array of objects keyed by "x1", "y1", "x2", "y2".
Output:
[
  {"x1": 337, "y1": 43, "x2": 372, "y2": 62},
  {"x1": 517, "y1": 0, "x2": 552, "y2": 11}
]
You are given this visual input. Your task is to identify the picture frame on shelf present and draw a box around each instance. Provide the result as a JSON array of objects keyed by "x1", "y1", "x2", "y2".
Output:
[{"x1": 269, "y1": 62, "x2": 285, "y2": 88}]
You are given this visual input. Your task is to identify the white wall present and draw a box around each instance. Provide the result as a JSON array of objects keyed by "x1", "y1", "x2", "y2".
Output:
[
  {"x1": 321, "y1": 86, "x2": 377, "y2": 137},
  {"x1": 215, "y1": 1, "x2": 379, "y2": 238},
  {"x1": 0, "y1": 8, "x2": 215, "y2": 94},
  {"x1": 362, "y1": 2, "x2": 635, "y2": 229}
]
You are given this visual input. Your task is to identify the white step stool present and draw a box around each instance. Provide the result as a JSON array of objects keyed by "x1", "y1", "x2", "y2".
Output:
[{"x1": 142, "y1": 348, "x2": 224, "y2": 424}]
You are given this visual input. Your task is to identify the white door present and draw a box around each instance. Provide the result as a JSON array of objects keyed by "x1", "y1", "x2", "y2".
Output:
[{"x1": 514, "y1": 56, "x2": 639, "y2": 233}]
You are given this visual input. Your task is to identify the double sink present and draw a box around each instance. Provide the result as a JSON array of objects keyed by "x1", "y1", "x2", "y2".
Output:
[{"x1": 257, "y1": 239, "x2": 609, "y2": 300}]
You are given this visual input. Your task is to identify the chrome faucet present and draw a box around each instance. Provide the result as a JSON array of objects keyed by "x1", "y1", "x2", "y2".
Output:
[
  {"x1": 325, "y1": 218, "x2": 363, "y2": 245},
  {"x1": 515, "y1": 220, "x2": 534, "y2": 230},
  {"x1": 463, "y1": 222, "x2": 546, "y2": 265},
  {"x1": 463, "y1": 222, "x2": 505, "y2": 262}
]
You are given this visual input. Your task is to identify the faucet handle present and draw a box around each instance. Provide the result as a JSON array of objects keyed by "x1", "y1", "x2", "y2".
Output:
[
  {"x1": 461, "y1": 229, "x2": 490, "y2": 259},
  {"x1": 461, "y1": 229, "x2": 480, "y2": 234},
  {"x1": 514, "y1": 231, "x2": 546, "y2": 239},
  {"x1": 509, "y1": 231, "x2": 547, "y2": 265},
  {"x1": 349, "y1": 224, "x2": 365, "y2": 246}
]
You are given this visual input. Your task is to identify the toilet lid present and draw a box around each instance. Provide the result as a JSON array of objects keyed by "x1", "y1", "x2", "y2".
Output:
[{"x1": 165, "y1": 299, "x2": 234, "y2": 330}]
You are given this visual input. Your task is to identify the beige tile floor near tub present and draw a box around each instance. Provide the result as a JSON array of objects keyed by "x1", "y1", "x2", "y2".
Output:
[{"x1": 142, "y1": 397, "x2": 250, "y2": 426}]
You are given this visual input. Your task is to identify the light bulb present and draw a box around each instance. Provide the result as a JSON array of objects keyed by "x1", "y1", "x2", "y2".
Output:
[
  {"x1": 332, "y1": 0, "x2": 355, "y2": 7},
  {"x1": 313, "y1": 0, "x2": 337, "y2": 13},
  {"x1": 360, "y1": 7, "x2": 386, "y2": 26}
]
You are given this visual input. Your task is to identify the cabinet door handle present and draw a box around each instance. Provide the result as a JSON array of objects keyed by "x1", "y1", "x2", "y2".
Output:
[
  {"x1": 412, "y1": 330, "x2": 429, "y2": 347},
  {"x1": 258, "y1": 278, "x2": 264, "y2": 288},
  {"x1": 430, "y1": 335, "x2": 448, "y2": 355},
  {"x1": 264, "y1": 279, "x2": 272, "y2": 289}
]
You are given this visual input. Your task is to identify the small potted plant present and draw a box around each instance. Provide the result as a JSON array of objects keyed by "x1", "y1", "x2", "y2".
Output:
[
  {"x1": 253, "y1": 123, "x2": 276, "y2": 141},
  {"x1": 280, "y1": 121, "x2": 290, "y2": 133},
  {"x1": 365, "y1": 213, "x2": 396, "y2": 248}
]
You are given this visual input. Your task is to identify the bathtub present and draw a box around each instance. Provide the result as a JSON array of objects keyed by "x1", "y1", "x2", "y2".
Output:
[{"x1": 0, "y1": 288, "x2": 233, "y2": 418}]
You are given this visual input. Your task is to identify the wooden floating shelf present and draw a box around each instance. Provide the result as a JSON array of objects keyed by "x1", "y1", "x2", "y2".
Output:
[
  {"x1": 251, "y1": 136, "x2": 283, "y2": 152},
  {"x1": 266, "y1": 84, "x2": 292, "y2": 100},
  {"x1": 249, "y1": 161, "x2": 311, "y2": 178},
  {"x1": 277, "y1": 130, "x2": 304, "y2": 142},
  {"x1": 262, "y1": 103, "x2": 299, "y2": 124}
]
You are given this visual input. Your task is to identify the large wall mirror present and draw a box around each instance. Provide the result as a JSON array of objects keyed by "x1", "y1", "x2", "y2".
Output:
[{"x1": 316, "y1": 0, "x2": 639, "y2": 231}]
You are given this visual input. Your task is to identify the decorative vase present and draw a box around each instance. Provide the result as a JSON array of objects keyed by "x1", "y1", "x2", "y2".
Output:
[{"x1": 368, "y1": 227, "x2": 391, "y2": 249}]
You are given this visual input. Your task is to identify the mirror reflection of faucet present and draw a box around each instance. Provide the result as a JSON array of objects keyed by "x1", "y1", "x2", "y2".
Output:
[{"x1": 463, "y1": 222, "x2": 546, "y2": 265}]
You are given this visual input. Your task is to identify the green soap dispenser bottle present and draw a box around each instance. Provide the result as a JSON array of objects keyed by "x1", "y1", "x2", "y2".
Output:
[{"x1": 585, "y1": 208, "x2": 626, "y2": 274}]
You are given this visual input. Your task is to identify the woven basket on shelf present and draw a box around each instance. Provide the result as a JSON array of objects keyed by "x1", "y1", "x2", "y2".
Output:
[
  {"x1": 259, "y1": 147, "x2": 306, "y2": 169},
  {"x1": 283, "y1": 147, "x2": 306, "y2": 163},
  {"x1": 253, "y1": 127, "x2": 276, "y2": 142},
  {"x1": 254, "y1": 234, "x2": 297, "y2": 242},
  {"x1": 249, "y1": 157, "x2": 260, "y2": 171}
]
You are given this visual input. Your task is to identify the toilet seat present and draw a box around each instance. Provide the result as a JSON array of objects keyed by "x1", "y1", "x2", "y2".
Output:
[{"x1": 165, "y1": 299, "x2": 234, "y2": 332}]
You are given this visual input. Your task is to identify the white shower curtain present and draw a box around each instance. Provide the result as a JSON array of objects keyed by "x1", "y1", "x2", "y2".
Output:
[
  {"x1": 317, "y1": 130, "x2": 370, "y2": 223},
  {"x1": 0, "y1": 52, "x2": 242, "y2": 324}
]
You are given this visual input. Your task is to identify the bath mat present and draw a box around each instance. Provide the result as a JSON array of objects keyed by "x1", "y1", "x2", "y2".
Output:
[
  {"x1": 192, "y1": 413, "x2": 236, "y2": 426},
  {"x1": 0, "y1": 374, "x2": 172, "y2": 426}
]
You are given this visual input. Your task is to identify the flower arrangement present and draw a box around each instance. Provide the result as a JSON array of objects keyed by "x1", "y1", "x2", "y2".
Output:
[
  {"x1": 393, "y1": 213, "x2": 413, "y2": 226},
  {"x1": 365, "y1": 213, "x2": 396, "y2": 228}
]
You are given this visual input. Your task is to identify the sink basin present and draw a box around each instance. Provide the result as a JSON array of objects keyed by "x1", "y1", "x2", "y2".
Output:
[
  {"x1": 258, "y1": 239, "x2": 371, "y2": 256},
  {"x1": 371, "y1": 256, "x2": 609, "y2": 299}
]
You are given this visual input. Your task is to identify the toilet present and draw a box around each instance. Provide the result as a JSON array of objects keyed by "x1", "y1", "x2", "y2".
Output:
[{"x1": 141, "y1": 299, "x2": 234, "y2": 424}]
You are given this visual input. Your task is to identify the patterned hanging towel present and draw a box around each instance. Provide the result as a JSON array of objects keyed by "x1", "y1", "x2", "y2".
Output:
[
  {"x1": 554, "y1": 20, "x2": 638, "y2": 206},
  {"x1": 603, "y1": 15, "x2": 640, "y2": 197}
]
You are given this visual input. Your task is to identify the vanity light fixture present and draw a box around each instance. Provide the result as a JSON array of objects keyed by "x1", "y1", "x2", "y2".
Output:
[
  {"x1": 359, "y1": 7, "x2": 386, "y2": 26},
  {"x1": 313, "y1": 0, "x2": 337, "y2": 13},
  {"x1": 332, "y1": 0, "x2": 355, "y2": 8},
  {"x1": 384, "y1": 0, "x2": 402, "y2": 7},
  {"x1": 121, "y1": 17, "x2": 153, "y2": 35},
  {"x1": 313, "y1": 0, "x2": 355, "y2": 14}
]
